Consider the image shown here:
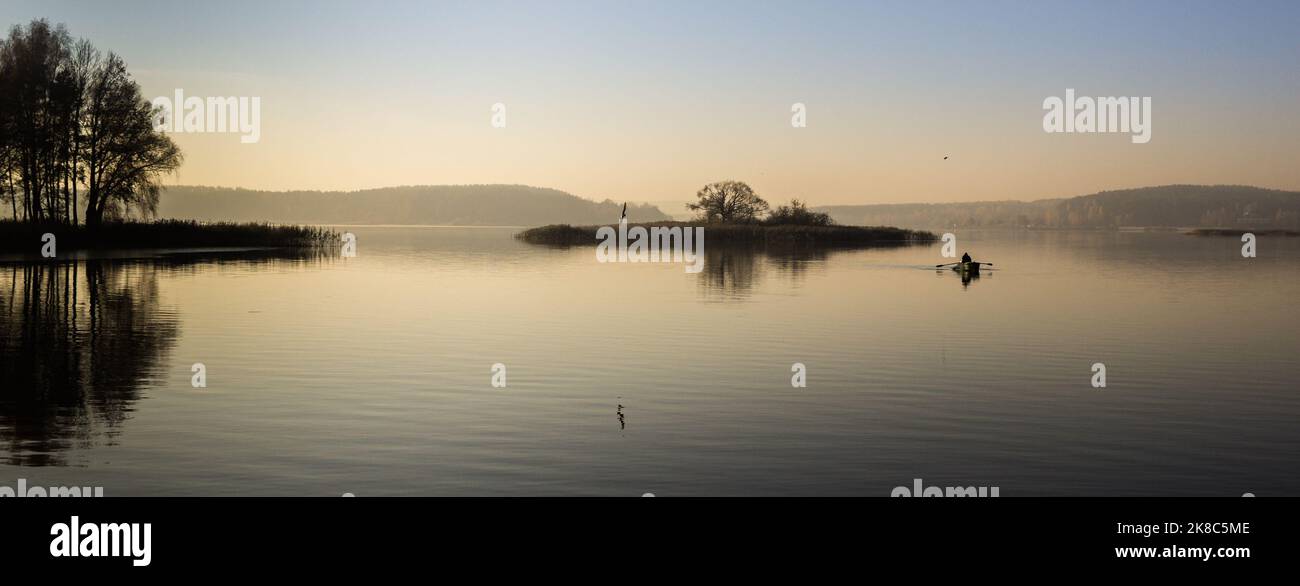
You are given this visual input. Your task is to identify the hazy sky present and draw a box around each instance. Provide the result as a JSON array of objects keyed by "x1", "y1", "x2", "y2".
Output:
[{"x1": 4, "y1": 0, "x2": 1299, "y2": 205}]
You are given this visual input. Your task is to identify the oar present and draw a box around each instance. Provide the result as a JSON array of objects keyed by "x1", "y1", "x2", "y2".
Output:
[{"x1": 935, "y1": 262, "x2": 959, "y2": 267}]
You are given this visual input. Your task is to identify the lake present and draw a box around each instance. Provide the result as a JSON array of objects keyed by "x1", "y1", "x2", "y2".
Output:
[{"x1": 1, "y1": 227, "x2": 1297, "y2": 496}]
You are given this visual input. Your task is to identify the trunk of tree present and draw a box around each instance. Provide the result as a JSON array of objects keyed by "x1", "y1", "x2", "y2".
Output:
[
  {"x1": 84, "y1": 156, "x2": 99, "y2": 226},
  {"x1": 72, "y1": 130, "x2": 79, "y2": 226},
  {"x1": 64, "y1": 156, "x2": 71, "y2": 224},
  {"x1": 84, "y1": 193, "x2": 102, "y2": 227},
  {"x1": 7, "y1": 173, "x2": 16, "y2": 220}
]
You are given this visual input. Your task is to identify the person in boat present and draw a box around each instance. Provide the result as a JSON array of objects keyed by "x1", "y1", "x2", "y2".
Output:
[{"x1": 961, "y1": 252, "x2": 972, "y2": 264}]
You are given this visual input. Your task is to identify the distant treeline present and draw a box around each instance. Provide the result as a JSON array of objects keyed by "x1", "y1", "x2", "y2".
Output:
[
  {"x1": 816, "y1": 185, "x2": 1300, "y2": 230},
  {"x1": 158, "y1": 185, "x2": 671, "y2": 226}
]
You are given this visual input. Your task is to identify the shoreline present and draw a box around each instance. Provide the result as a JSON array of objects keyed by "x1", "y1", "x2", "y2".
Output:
[
  {"x1": 1184, "y1": 228, "x2": 1300, "y2": 237},
  {"x1": 0, "y1": 220, "x2": 339, "y2": 254}
]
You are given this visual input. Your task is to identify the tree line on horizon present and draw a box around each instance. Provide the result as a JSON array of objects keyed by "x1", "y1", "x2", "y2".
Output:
[
  {"x1": 0, "y1": 19, "x2": 181, "y2": 227},
  {"x1": 156, "y1": 184, "x2": 673, "y2": 226},
  {"x1": 816, "y1": 185, "x2": 1300, "y2": 230}
]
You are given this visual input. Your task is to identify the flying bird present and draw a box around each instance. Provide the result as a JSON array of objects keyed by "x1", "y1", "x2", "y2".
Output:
[
  {"x1": 621, "y1": 202, "x2": 627, "y2": 221},
  {"x1": 943, "y1": 155, "x2": 949, "y2": 160}
]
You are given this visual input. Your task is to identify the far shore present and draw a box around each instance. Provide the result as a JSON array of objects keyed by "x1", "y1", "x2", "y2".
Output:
[{"x1": 1184, "y1": 228, "x2": 1300, "y2": 237}]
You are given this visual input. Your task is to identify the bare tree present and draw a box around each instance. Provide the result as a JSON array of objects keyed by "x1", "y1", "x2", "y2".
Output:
[
  {"x1": 687, "y1": 180, "x2": 769, "y2": 223},
  {"x1": 0, "y1": 20, "x2": 181, "y2": 227},
  {"x1": 66, "y1": 39, "x2": 99, "y2": 226},
  {"x1": 81, "y1": 53, "x2": 181, "y2": 226},
  {"x1": 0, "y1": 19, "x2": 73, "y2": 222}
]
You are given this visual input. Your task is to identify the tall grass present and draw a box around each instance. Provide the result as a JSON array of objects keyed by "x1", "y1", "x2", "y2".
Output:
[{"x1": 0, "y1": 219, "x2": 339, "y2": 252}]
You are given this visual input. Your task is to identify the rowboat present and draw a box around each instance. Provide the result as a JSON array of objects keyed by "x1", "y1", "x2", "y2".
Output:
[{"x1": 951, "y1": 261, "x2": 982, "y2": 274}]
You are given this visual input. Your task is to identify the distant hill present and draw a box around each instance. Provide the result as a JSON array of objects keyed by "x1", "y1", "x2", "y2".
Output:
[
  {"x1": 157, "y1": 185, "x2": 671, "y2": 226},
  {"x1": 816, "y1": 185, "x2": 1300, "y2": 230}
]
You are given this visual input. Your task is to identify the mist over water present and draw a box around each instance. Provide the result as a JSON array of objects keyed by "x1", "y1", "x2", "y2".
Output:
[{"x1": 1, "y1": 228, "x2": 1297, "y2": 496}]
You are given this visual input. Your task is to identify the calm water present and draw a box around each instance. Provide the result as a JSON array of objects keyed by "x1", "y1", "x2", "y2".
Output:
[{"x1": 1, "y1": 228, "x2": 1297, "y2": 496}]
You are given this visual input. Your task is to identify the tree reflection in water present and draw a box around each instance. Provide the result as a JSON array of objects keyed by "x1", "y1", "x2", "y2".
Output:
[
  {"x1": 0, "y1": 261, "x2": 178, "y2": 465},
  {"x1": 0, "y1": 251, "x2": 328, "y2": 466}
]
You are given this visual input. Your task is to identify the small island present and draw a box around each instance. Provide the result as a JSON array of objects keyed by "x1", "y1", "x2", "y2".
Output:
[
  {"x1": 519, "y1": 221, "x2": 935, "y2": 247},
  {"x1": 518, "y1": 181, "x2": 936, "y2": 247}
]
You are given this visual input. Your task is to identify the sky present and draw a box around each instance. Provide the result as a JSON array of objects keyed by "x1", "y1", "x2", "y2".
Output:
[{"x1": 3, "y1": 0, "x2": 1299, "y2": 206}]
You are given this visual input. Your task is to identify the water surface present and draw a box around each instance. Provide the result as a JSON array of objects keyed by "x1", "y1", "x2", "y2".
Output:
[{"x1": 1, "y1": 228, "x2": 1297, "y2": 496}]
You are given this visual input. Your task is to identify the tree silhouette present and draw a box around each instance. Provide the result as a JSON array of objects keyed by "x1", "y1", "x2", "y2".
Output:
[
  {"x1": 766, "y1": 199, "x2": 832, "y2": 226},
  {"x1": 0, "y1": 19, "x2": 181, "y2": 226},
  {"x1": 687, "y1": 181, "x2": 769, "y2": 223}
]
